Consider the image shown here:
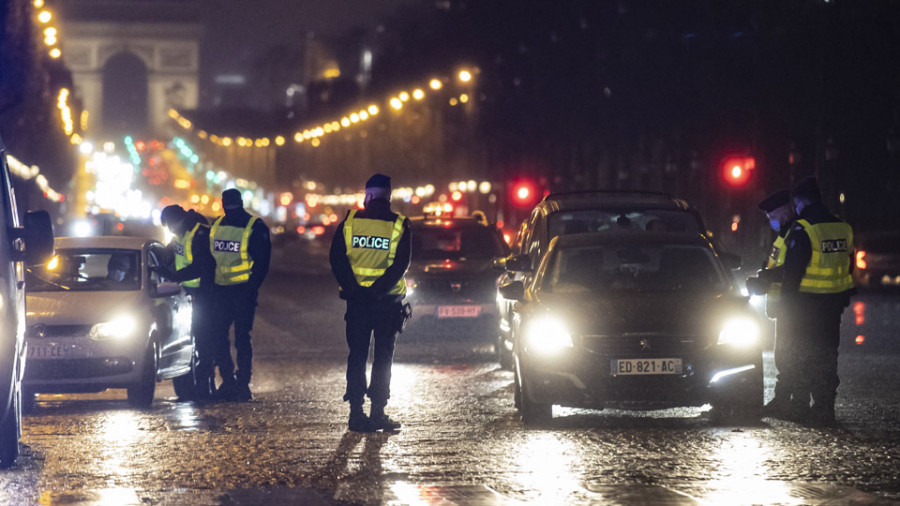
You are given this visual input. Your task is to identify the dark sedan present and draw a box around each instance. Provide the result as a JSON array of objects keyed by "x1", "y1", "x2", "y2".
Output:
[
  {"x1": 500, "y1": 232, "x2": 763, "y2": 424},
  {"x1": 404, "y1": 215, "x2": 509, "y2": 337}
]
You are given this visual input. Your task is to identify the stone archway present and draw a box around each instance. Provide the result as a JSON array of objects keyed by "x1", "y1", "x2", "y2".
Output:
[{"x1": 101, "y1": 51, "x2": 148, "y2": 134}]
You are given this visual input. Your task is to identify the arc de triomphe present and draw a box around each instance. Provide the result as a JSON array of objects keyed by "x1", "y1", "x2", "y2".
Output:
[{"x1": 60, "y1": 0, "x2": 202, "y2": 136}]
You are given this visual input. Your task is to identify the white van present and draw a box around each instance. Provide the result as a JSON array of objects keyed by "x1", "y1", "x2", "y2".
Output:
[{"x1": 0, "y1": 134, "x2": 54, "y2": 467}]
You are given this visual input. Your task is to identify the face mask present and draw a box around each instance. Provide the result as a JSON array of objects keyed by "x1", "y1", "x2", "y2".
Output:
[
  {"x1": 769, "y1": 220, "x2": 781, "y2": 232},
  {"x1": 109, "y1": 270, "x2": 125, "y2": 282}
]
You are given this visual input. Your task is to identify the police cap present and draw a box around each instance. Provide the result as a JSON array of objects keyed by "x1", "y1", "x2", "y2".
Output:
[
  {"x1": 222, "y1": 188, "x2": 244, "y2": 209},
  {"x1": 791, "y1": 176, "x2": 822, "y2": 203},
  {"x1": 757, "y1": 190, "x2": 790, "y2": 213},
  {"x1": 160, "y1": 204, "x2": 186, "y2": 227}
]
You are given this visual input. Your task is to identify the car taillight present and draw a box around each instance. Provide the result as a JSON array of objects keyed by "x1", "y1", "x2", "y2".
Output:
[
  {"x1": 297, "y1": 225, "x2": 306, "y2": 234},
  {"x1": 856, "y1": 250, "x2": 867, "y2": 270},
  {"x1": 312, "y1": 225, "x2": 325, "y2": 236}
]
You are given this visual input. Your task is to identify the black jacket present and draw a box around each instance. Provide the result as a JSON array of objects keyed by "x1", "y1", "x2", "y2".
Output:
[
  {"x1": 329, "y1": 198, "x2": 411, "y2": 302},
  {"x1": 162, "y1": 211, "x2": 215, "y2": 292},
  {"x1": 214, "y1": 208, "x2": 272, "y2": 291}
]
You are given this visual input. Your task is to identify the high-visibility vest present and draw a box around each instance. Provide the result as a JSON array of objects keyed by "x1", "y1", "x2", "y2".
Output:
[
  {"x1": 765, "y1": 234, "x2": 787, "y2": 315},
  {"x1": 210, "y1": 216, "x2": 258, "y2": 286},
  {"x1": 794, "y1": 219, "x2": 854, "y2": 294},
  {"x1": 174, "y1": 222, "x2": 205, "y2": 288},
  {"x1": 343, "y1": 209, "x2": 406, "y2": 295}
]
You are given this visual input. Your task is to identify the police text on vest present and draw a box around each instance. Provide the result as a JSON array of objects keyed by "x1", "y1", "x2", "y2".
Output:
[
  {"x1": 352, "y1": 235, "x2": 390, "y2": 250},
  {"x1": 821, "y1": 239, "x2": 848, "y2": 253},
  {"x1": 213, "y1": 240, "x2": 242, "y2": 253}
]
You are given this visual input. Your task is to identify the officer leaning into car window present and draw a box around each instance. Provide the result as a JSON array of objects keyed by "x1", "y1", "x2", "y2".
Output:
[
  {"x1": 208, "y1": 188, "x2": 271, "y2": 402},
  {"x1": 157, "y1": 204, "x2": 223, "y2": 402},
  {"x1": 330, "y1": 173, "x2": 411, "y2": 433},
  {"x1": 780, "y1": 176, "x2": 855, "y2": 425},
  {"x1": 748, "y1": 190, "x2": 802, "y2": 419}
]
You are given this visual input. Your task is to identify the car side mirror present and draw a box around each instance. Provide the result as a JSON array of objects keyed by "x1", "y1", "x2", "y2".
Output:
[
  {"x1": 492, "y1": 256, "x2": 507, "y2": 271},
  {"x1": 152, "y1": 281, "x2": 182, "y2": 297},
  {"x1": 720, "y1": 252, "x2": 742, "y2": 270},
  {"x1": 505, "y1": 254, "x2": 532, "y2": 273},
  {"x1": 499, "y1": 280, "x2": 525, "y2": 301},
  {"x1": 20, "y1": 210, "x2": 54, "y2": 265}
]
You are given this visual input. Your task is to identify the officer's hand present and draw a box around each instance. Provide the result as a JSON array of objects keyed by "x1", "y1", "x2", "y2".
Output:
[{"x1": 745, "y1": 276, "x2": 769, "y2": 296}]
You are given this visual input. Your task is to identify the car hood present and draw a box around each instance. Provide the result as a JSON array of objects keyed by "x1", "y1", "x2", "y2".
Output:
[
  {"x1": 26, "y1": 291, "x2": 146, "y2": 326},
  {"x1": 533, "y1": 290, "x2": 748, "y2": 338},
  {"x1": 409, "y1": 257, "x2": 495, "y2": 278}
]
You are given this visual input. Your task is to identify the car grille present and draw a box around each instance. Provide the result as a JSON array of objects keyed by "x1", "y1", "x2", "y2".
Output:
[
  {"x1": 24, "y1": 357, "x2": 134, "y2": 379},
  {"x1": 582, "y1": 333, "x2": 704, "y2": 356},
  {"x1": 26, "y1": 324, "x2": 93, "y2": 338},
  {"x1": 413, "y1": 277, "x2": 496, "y2": 303}
]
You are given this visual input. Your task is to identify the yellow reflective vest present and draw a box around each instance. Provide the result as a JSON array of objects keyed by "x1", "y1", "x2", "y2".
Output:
[
  {"x1": 210, "y1": 216, "x2": 258, "y2": 286},
  {"x1": 174, "y1": 222, "x2": 204, "y2": 288},
  {"x1": 343, "y1": 209, "x2": 407, "y2": 295},
  {"x1": 794, "y1": 219, "x2": 854, "y2": 294},
  {"x1": 765, "y1": 234, "x2": 787, "y2": 316}
]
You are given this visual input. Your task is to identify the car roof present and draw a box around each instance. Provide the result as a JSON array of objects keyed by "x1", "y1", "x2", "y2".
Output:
[
  {"x1": 553, "y1": 231, "x2": 714, "y2": 249},
  {"x1": 55, "y1": 235, "x2": 157, "y2": 251},
  {"x1": 539, "y1": 190, "x2": 691, "y2": 213},
  {"x1": 409, "y1": 216, "x2": 493, "y2": 228}
]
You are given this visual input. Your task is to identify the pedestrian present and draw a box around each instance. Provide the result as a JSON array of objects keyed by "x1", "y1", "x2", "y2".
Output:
[
  {"x1": 780, "y1": 176, "x2": 854, "y2": 425},
  {"x1": 157, "y1": 204, "x2": 222, "y2": 402},
  {"x1": 208, "y1": 188, "x2": 271, "y2": 401},
  {"x1": 330, "y1": 173, "x2": 411, "y2": 433},
  {"x1": 748, "y1": 190, "x2": 802, "y2": 419}
]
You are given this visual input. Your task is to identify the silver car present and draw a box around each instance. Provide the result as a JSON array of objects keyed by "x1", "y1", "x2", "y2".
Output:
[{"x1": 23, "y1": 236, "x2": 196, "y2": 409}]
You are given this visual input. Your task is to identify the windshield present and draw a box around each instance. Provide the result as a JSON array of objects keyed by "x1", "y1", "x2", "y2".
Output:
[
  {"x1": 545, "y1": 244, "x2": 726, "y2": 293},
  {"x1": 26, "y1": 249, "x2": 142, "y2": 292},
  {"x1": 547, "y1": 209, "x2": 701, "y2": 239},
  {"x1": 412, "y1": 225, "x2": 507, "y2": 260}
]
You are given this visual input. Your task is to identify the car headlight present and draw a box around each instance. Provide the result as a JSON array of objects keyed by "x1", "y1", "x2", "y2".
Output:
[
  {"x1": 717, "y1": 316, "x2": 760, "y2": 347},
  {"x1": 525, "y1": 316, "x2": 574, "y2": 355},
  {"x1": 90, "y1": 315, "x2": 138, "y2": 341}
]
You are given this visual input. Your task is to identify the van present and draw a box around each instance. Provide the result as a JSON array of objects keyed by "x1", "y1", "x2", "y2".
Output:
[{"x1": 0, "y1": 134, "x2": 54, "y2": 467}]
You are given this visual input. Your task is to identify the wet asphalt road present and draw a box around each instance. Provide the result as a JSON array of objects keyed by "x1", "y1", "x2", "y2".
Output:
[{"x1": 2, "y1": 239, "x2": 900, "y2": 505}]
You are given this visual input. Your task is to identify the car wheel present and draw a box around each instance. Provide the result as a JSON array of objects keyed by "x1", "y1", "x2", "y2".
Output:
[
  {"x1": 517, "y1": 361, "x2": 552, "y2": 425},
  {"x1": 172, "y1": 345, "x2": 199, "y2": 402},
  {"x1": 127, "y1": 341, "x2": 157, "y2": 408},
  {"x1": 497, "y1": 336, "x2": 514, "y2": 370},
  {"x1": 0, "y1": 384, "x2": 21, "y2": 468},
  {"x1": 21, "y1": 388, "x2": 36, "y2": 415},
  {"x1": 711, "y1": 374, "x2": 764, "y2": 424}
]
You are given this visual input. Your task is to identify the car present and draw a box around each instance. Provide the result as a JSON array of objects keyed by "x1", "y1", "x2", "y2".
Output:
[
  {"x1": 0, "y1": 135, "x2": 54, "y2": 468},
  {"x1": 499, "y1": 232, "x2": 763, "y2": 425},
  {"x1": 494, "y1": 190, "x2": 737, "y2": 369},
  {"x1": 23, "y1": 236, "x2": 197, "y2": 409},
  {"x1": 404, "y1": 214, "x2": 510, "y2": 337},
  {"x1": 852, "y1": 232, "x2": 900, "y2": 290}
]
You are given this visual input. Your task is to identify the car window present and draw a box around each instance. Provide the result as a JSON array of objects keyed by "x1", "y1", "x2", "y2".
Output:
[
  {"x1": 547, "y1": 209, "x2": 700, "y2": 241},
  {"x1": 412, "y1": 226, "x2": 507, "y2": 260},
  {"x1": 545, "y1": 244, "x2": 726, "y2": 293},
  {"x1": 26, "y1": 248, "x2": 142, "y2": 292}
]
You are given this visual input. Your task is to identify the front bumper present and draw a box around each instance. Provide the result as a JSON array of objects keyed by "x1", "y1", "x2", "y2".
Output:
[
  {"x1": 23, "y1": 334, "x2": 148, "y2": 393},
  {"x1": 519, "y1": 343, "x2": 762, "y2": 409}
]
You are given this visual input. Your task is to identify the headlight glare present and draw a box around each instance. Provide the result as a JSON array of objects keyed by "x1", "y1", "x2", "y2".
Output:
[
  {"x1": 717, "y1": 316, "x2": 760, "y2": 347},
  {"x1": 90, "y1": 315, "x2": 137, "y2": 341},
  {"x1": 525, "y1": 316, "x2": 574, "y2": 355}
]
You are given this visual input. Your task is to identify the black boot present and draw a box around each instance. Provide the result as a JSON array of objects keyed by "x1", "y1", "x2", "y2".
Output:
[
  {"x1": 370, "y1": 404, "x2": 401, "y2": 432},
  {"x1": 348, "y1": 406, "x2": 375, "y2": 433}
]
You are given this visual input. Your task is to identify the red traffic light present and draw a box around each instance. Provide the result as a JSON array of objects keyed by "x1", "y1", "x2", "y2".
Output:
[
  {"x1": 511, "y1": 180, "x2": 537, "y2": 207},
  {"x1": 721, "y1": 157, "x2": 755, "y2": 187}
]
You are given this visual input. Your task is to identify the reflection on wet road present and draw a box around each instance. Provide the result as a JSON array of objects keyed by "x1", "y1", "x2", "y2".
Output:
[{"x1": 3, "y1": 244, "x2": 899, "y2": 505}]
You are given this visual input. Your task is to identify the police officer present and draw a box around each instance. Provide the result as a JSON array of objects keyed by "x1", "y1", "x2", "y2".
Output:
[
  {"x1": 330, "y1": 173, "x2": 410, "y2": 433},
  {"x1": 749, "y1": 190, "x2": 801, "y2": 418},
  {"x1": 781, "y1": 176, "x2": 854, "y2": 424},
  {"x1": 209, "y1": 188, "x2": 271, "y2": 401},
  {"x1": 158, "y1": 205, "x2": 221, "y2": 401}
]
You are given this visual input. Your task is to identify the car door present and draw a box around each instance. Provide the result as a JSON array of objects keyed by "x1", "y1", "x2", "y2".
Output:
[{"x1": 146, "y1": 246, "x2": 192, "y2": 377}]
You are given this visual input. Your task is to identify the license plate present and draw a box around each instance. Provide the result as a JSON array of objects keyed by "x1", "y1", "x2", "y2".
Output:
[
  {"x1": 611, "y1": 358, "x2": 682, "y2": 376},
  {"x1": 28, "y1": 345, "x2": 66, "y2": 359},
  {"x1": 436, "y1": 305, "x2": 481, "y2": 318}
]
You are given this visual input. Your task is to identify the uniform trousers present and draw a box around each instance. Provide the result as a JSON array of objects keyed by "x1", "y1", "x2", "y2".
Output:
[
  {"x1": 343, "y1": 297, "x2": 401, "y2": 407},
  {"x1": 210, "y1": 285, "x2": 258, "y2": 385},
  {"x1": 783, "y1": 295, "x2": 845, "y2": 410}
]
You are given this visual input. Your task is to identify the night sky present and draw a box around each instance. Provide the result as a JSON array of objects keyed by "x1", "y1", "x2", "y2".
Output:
[{"x1": 201, "y1": 0, "x2": 417, "y2": 77}]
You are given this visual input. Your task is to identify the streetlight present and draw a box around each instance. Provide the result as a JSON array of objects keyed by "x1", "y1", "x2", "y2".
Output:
[{"x1": 458, "y1": 69, "x2": 472, "y2": 83}]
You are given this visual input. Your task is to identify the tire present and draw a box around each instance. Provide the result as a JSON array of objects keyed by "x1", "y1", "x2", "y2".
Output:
[
  {"x1": 711, "y1": 374, "x2": 764, "y2": 424},
  {"x1": 497, "y1": 336, "x2": 514, "y2": 370},
  {"x1": 172, "y1": 345, "x2": 198, "y2": 402},
  {"x1": 517, "y1": 361, "x2": 552, "y2": 426},
  {"x1": 127, "y1": 341, "x2": 157, "y2": 408},
  {"x1": 0, "y1": 383, "x2": 21, "y2": 468},
  {"x1": 21, "y1": 388, "x2": 36, "y2": 415}
]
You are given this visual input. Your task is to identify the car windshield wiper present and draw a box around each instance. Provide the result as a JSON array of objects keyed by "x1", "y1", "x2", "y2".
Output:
[{"x1": 25, "y1": 269, "x2": 71, "y2": 291}]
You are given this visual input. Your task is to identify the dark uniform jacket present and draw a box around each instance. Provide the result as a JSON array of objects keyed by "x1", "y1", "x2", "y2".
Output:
[
  {"x1": 329, "y1": 198, "x2": 411, "y2": 303},
  {"x1": 214, "y1": 208, "x2": 272, "y2": 291},
  {"x1": 163, "y1": 211, "x2": 215, "y2": 292}
]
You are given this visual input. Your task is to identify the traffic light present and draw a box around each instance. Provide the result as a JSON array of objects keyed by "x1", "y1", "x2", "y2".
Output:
[
  {"x1": 722, "y1": 156, "x2": 755, "y2": 187},
  {"x1": 510, "y1": 179, "x2": 537, "y2": 207}
]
